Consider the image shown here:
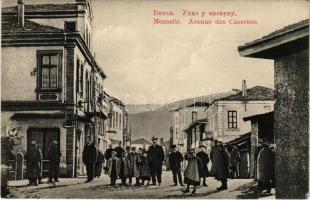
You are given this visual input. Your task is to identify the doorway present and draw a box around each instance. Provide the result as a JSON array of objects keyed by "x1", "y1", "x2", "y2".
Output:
[{"x1": 27, "y1": 128, "x2": 60, "y2": 177}]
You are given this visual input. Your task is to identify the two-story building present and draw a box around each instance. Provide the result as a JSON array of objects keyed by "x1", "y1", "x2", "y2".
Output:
[
  {"x1": 1, "y1": 0, "x2": 109, "y2": 178},
  {"x1": 205, "y1": 80, "x2": 275, "y2": 143},
  {"x1": 171, "y1": 102, "x2": 209, "y2": 154}
]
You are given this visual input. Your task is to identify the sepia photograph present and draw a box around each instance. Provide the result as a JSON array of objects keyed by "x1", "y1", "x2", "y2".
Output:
[{"x1": 1, "y1": 0, "x2": 309, "y2": 199}]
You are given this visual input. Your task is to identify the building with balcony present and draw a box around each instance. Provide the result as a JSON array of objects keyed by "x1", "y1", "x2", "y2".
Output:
[
  {"x1": 1, "y1": 0, "x2": 109, "y2": 178},
  {"x1": 170, "y1": 102, "x2": 209, "y2": 154}
]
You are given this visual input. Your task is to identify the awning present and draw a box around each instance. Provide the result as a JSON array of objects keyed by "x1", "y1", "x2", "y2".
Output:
[
  {"x1": 11, "y1": 112, "x2": 65, "y2": 120},
  {"x1": 243, "y1": 111, "x2": 274, "y2": 122},
  {"x1": 184, "y1": 118, "x2": 208, "y2": 133}
]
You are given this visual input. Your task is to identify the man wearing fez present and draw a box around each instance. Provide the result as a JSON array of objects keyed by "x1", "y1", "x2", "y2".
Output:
[
  {"x1": 148, "y1": 136, "x2": 165, "y2": 186},
  {"x1": 82, "y1": 137, "x2": 98, "y2": 183},
  {"x1": 168, "y1": 145, "x2": 184, "y2": 186}
]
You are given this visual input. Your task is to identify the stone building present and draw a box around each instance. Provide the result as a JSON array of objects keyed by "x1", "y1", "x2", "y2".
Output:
[
  {"x1": 1, "y1": 0, "x2": 110, "y2": 178},
  {"x1": 238, "y1": 19, "x2": 309, "y2": 198}
]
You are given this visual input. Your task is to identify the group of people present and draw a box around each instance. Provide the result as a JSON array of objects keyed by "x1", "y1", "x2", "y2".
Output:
[
  {"x1": 24, "y1": 136, "x2": 275, "y2": 195},
  {"x1": 168, "y1": 140, "x2": 230, "y2": 194},
  {"x1": 82, "y1": 136, "x2": 165, "y2": 187},
  {"x1": 25, "y1": 140, "x2": 61, "y2": 186}
]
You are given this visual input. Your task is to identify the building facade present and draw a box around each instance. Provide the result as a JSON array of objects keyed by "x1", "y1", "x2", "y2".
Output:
[
  {"x1": 205, "y1": 82, "x2": 275, "y2": 143},
  {"x1": 171, "y1": 102, "x2": 209, "y2": 154},
  {"x1": 1, "y1": 0, "x2": 111, "y2": 178},
  {"x1": 238, "y1": 19, "x2": 309, "y2": 198}
]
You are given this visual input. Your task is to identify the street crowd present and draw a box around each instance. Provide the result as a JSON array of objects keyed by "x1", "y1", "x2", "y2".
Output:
[{"x1": 24, "y1": 136, "x2": 275, "y2": 195}]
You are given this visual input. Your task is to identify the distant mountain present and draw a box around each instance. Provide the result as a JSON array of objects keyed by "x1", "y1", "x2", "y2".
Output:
[{"x1": 128, "y1": 91, "x2": 235, "y2": 141}]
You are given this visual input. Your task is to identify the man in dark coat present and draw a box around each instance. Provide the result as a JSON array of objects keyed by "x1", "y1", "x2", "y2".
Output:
[
  {"x1": 82, "y1": 138, "x2": 98, "y2": 182},
  {"x1": 148, "y1": 136, "x2": 165, "y2": 186},
  {"x1": 115, "y1": 141, "x2": 125, "y2": 158},
  {"x1": 24, "y1": 141, "x2": 42, "y2": 186},
  {"x1": 95, "y1": 148, "x2": 105, "y2": 178},
  {"x1": 47, "y1": 140, "x2": 61, "y2": 183},
  {"x1": 168, "y1": 145, "x2": 184, "y2": 186},
  {"x1": 196, "y1": 145, "x2": 209, "y2": 186},
  {"x1": 229, "y1": 145, "x2": 241, "y2": 179},
  {"x1": 105, "y1": 144, "x2": 114, "y2": 161},
  {"x1": 212, "y1": 141, "x2": 230, "y2": 191}
]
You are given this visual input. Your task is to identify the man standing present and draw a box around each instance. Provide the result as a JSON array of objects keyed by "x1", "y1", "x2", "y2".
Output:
[
  {"x1": 24, "y1": 141, "x2": 42, "y2": 186},
  {"x1": 229, "y1": 145, "x2": 241, "y2": 179},
  {"x1": 196, "y1": 145, "x2": 209, "y2": 186},
  {"x1": 211, "y1": 141, "x2": 230, "y2": 191},
  {"x1": 168, "y1": 145, "x2": 184, "y2": 186},
  {"x1": 148, "y1": 136, "x2": 165, "y2": 186},
  {"x1": 47, "y1": 140, "x2": 61, "y2": 183},
  {"x1": 82, "y1": 138, "x2": 98, "y2": 183},
  {"x1": 95, "y1": 148, "x2": 105, "y2": 178},
  {"x1": 127, "y1": 146, "x2": 139, "y2": 186},
  {"x1": 115, "y1": 141, "x2": 125, "y2": 158}
]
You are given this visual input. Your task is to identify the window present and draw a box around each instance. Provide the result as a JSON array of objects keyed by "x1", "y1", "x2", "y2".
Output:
[
  {"x1": 115, "y1": 112, "x2": 119, "y2": 129},
  {"x1": 76, "y1": 59, "x2": 84, "y2": 94},
  {"x1": 192, "y1": 111, "x2": 197, "y2": 122},
  {"x1": 228, "y1": 111, "x2": 238, "y2": 129},
  {"x1": 37, "y1": 51, "x2": 61, "y2": 89}
]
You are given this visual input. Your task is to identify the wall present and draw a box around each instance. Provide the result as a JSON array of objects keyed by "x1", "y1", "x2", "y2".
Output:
[
  {"x1": 274, "y1": 48, "x2": 309, "y2": 198},
  {"x1": 1, "y1": 111, "x2": 67, "y2": 175},
  {"x1": 207, "y1": 101, "x2": 274, "y2": 143},
  {"x1": 1, "y1": 46, "x2": 65, "y2": 101}
]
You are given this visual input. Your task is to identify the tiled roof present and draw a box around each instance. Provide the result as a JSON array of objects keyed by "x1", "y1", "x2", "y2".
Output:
[
  {"x1": 2, "y1": 16, "x2": 63, "y2": 33},
  {"x1": 215, "y1": 86, "x2": 274, "y2": 102},
  {"x1": 2, "y1": 4, "x2": 77, "y2": 14},
  {"x1": 239, "y1": 19, "x2": 309, "y2": 49},
  {"x1": 131, "y1": 138, "x2": 152, "y2": 145}
]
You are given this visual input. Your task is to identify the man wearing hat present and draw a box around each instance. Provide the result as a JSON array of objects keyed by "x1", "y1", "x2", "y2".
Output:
[
  {"x1": 128, "y1": 146, "x2": 140, "y2": 186},
  {"x1": 148, "y1": 136, "x2": 165, "y2": 186},
  {"x1": 168, "y1": 145, "x2": 184, "y2": 186},
  {"x1": 24, "y1": 141, "x2": 42, "y2": 186},
  {"x1": 197, "y1": 145, "x2": 210, "y2": 186},
  {"x1": 82, "y1": 137, "x2": 98, "y2": 183}
]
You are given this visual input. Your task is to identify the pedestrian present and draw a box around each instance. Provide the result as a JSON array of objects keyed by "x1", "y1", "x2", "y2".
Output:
[
  {"x1": 229, "y1": 145, "x2": 241, "y2": 179},
  {"x1": 183, "y1": 148, "x2": 202, "y2": 195},
  {"x1": 257, "y1": 141, "x2": 275, "y2": 193},
  {"x1": 82, "y1": 138, "x2": 98, "y2": 183},
  {"x1": 148, "y1": 136, "x2": 165, "y2": 186},
  {"x1": 168, "y1": 145, "x2": 184, "y2": 186},
  {"x1": 138, "y1": 149, "x2": 151, "y2": 186},
  {"x1": 24, "y1": 141, "x2": 42, "y2": 186},
  {"x1": 95, "y1": 148, "x2": 105, "y2": 178},
  {"x1": 107, "y1": 151, "x2": 120, "y2": 187},
  {"x1": 211, "y1": 141, "x2": 230, "y2": 191},
  {"x1": 128, "y1": 146, "x2": 140, "y2": 186},
  {"x1": 196, "y1": 145, "x2": 210, "y2": 186},
  {"x1": 105, "y1": 144, "x2": 114, "y2": 162},
  {"x1": 47, "y1": 140, "x2": 61, "y2": 183},
  {"x1": 36, "y1": 144, "x2": 43, "y2": 184},
  {"x1": 119, "y1": 151, "x2": 131, "y2": 186},
  {"x1": 115, "y1": 141, "x2": 125, "y2": 158}
]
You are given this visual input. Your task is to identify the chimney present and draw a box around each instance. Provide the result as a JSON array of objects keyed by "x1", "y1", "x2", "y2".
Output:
[
  {"x1": 242, "y1": 80, "x2": 247, "y2": 96},
  {"x1": 17, "y1": 0, "x2": 25, "y2": 27}
]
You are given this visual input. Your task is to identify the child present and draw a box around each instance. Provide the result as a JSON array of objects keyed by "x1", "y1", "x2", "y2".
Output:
[
  {"x1": 107, "y1": 151, "x2": 120, "y2": 187},
  {"x1": 137, "y1": 149, "x2": 151, "y2": 186}
]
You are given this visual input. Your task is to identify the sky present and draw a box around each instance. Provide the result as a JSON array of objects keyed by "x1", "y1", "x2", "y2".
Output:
[{"x1": 3, "y1": 0, "x2": 309, "y2": 104}]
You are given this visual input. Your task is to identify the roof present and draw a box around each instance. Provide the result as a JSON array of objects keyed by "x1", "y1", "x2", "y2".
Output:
[
  {"x1": 238, "y1": 19, "x2": 309, "y2": 58},
  {"x1": 131, "y1": 138, "x2": 152, "y2": 145},
  {"x1": 173, "y1": 101, "x2": 210, "y2": 111},
  {"x1": 213, "y1": 86, "x2": 274, "y2": 103},
  {"x1": 2, "y1": 4, "x2": 77, "y2": 14},
  {"x1": 184, "y1": 118, "x2": 208, "y2": 133},
  {"x1": 243, "y1": 111, "x2": 274, "y2": 122},
  {"x1": 226, "y1": 132, "x2": 251, "y2": 147},
  {"x1": 2, "y1": 16, "x2": 63, "y2": 33}
]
